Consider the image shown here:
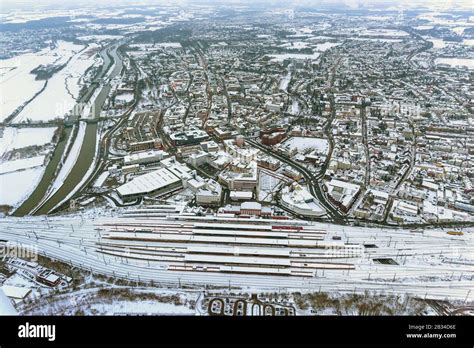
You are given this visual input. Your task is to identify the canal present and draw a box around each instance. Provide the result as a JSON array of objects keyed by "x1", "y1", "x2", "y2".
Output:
[
  {"x1": 14, "y1": 43, "x2": 124, "y2": 216},
  {"x1": 13, "y1": 127, "x2": 72, "y2": 216}
]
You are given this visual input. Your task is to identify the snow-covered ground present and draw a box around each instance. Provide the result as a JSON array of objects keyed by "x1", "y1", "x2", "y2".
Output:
[
  {"x1": 0, "y1": 127, "x2": 56, "y2": 158},
  {"x1": 0, "y1": 126, "x2": 58, "y2": 208},
  {"x1": 0, "y1": 155, "x2": 45, "y2": 175},
  {"x1": 258, "y1": 172, "x2": 283, "y2": 202},
  {"x1": 115, "y1": 93, "x2": 134, "y2": 103},
  {"x1": 64, "y1": 44, "x2": 101, "y2": 99},
  {"x1": 313, "y1": 42, "x2": 340, "y2": 51},
  {"x1": 435, "y1": 57, "x2": 474, "y2": 69},
  {"x1": 0, "y1": 288, "x2": 17, "y2": 315},
  {"x1": 278, "y1": 41, "x2": 309, "y2": 49},
  {"x1": 0, "y1": 166, "x2": 44, "y2": 207},
  {"x1": 12, "y1": 41, "x2": 100, "y2": 123},
  {"x1": 282, "y1": 137, "x2": 329, "y2": 154},
  {"x1": 269, "y1": 52, "x2": 320, "y2": 62},
  {"x1": 127, "y1": 43, "x2": 181, "y2": 57},
  {"x1": 349, "y1": 38, "x2": 403, "y2": 43},
  {"x1": 279, "y1": 71, "x2": 291, "y2": 91},
  {"x1": 0, "y1": 41, "x2": 83, "y2": 122},
  {"x1": 358, "y1": 29, "x2": 409, "y2": 37},
  {"x1": 77, "y1": 35, "x2": 124, "y2": 42},
  {"x1": 22, "y1": 287, "x2": 198, "y2": 315},
  {"x1": 1, "y1": 9, "x2": 84, "y2": 24},
  {"x1": 414, "y1": 25, "x2": 434, "y2": 30},
  {"x1": 47, "y1": 121, "x2": 86, "y2": 195},
  {"x1": 81, "y1": 85, "x2": 103, "y2": 119},
  {"x1": 463, "y1": 39, "x2": 474, "y2": 47},
  {"x1": 290, "y1": 99, "x2": 300, "y2": 115},
  {"x1": 452, "y1": 26, "x2": 469, "y2": 35},
  {"x1": 156, "y1": 42, "x2": 182, "y2": 48},
  {"x1": 93, "y1": 172, "x2": 109, "y2": 188},
  {"x1": 427, "y1": 38, "x2": 448, "y2": 49},
  {"x1": 87, "y1": 300, "x2": 195, "y2": 315}
]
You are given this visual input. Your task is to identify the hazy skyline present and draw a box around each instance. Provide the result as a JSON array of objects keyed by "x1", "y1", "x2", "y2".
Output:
[{"x1": 1, "y1": 0, "x2": 473, "y2": 11}]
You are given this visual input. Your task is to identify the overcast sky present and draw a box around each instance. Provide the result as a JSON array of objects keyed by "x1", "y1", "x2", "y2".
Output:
[{"x1": 1, "y1": 0, "x2": 473, "y2": 11}]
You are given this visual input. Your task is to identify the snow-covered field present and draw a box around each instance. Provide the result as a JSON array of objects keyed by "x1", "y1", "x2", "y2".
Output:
[
  {"x1": 414, "y1": 25, "x2": 435, "y2": 30},
  {"x1": 269, "y1": 53, "x2": 320, "y2": 62},
  {"x1": 258, "y1": 172, "x2": 283, "y2": 202},
  {"x1": 435, "y1": 57, "x2": 474, "y2": 69},
  {"x1": 282, "y1": 137, "x2": 329, "y2": 154},
  {"x1": 1, "y1": 9, "x2": 83, "y2": 24},
  {"x1": 313, "y1": 42, "x2": 339, "y2": 51},
  {"x1": 290, "y1": 99, "x2": 300, "y2": 115},
  {"x1": 87, "y1": 300, "x2": 195, "y2": 315},
  {"x1": 64, "y1": 44, "x2": 101, "y2": 99},
  {"x1": 93, "y1": 171, "x2": 109, "y2": 188},
  {"x1": 156, "y1": 42, "x2": 182, "y2": 48},
  {"x1": 279, "y1": 71, "x2": 291, "y2": 91},
  {"x1": 22, "y1": 287, "x2": 198, "y2": 315},
  {"x1": 0, "y1": 126, "x2": 58, "y2": 208},
  {"x1": 12, "y1": 41, "x2": 100, "y2": 123},
  {"x1": 278, "y1": 41, "x2": 309, "y2": 49},
  {"x1": 350, "y1": 37, "x2": 403, "y2": 43},
  {"x1": 0, "y1": 127, "x2": 56, "y2": 158},
  {"x1": 115, "y1": 93, "x2": 134, "y2": 103},
  {"x1": 427, "y1": 38, "x2": 448, "y2": 49},
  {"x1": 0, "y1": 41, "x2": 84, "y2": 122},
  {"x1": 463, "y1": 39, "x2": 474, "y2": 47},
  {"x1": 0, "y1": 155, "x2": 45, "y2": 175},
  {"x1": 77, "y1": 35, "x2": 124, "y2": 42},
  {"x1": 0, "y1": 166, "x2": 44, "y2": 207},
  {"x1": 127, "y1": 43, "x2": 181, "y2": 57},
  {"x1": 358, "y1": 29, "x2": 409, "y2": 37}
]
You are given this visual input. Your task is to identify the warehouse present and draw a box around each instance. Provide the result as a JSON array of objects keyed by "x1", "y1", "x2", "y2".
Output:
[{"x1": 116, "y1": 168, "x2": 182, "y2": 202}]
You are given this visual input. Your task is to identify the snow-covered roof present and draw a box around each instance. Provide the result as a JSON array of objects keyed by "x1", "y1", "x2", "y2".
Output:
[
  {"x1": 229, "y1": 191, "x2": 253, "y2": 199},
  {"x1": 1, "y1": 285, "x2": 31, "y2": 299},
  {"x1": 0, "y1": 288, "x2": 17, "y2": 315},
  {"x1": 241, "y1": 201, "x2": 262, "y2": 210},
  {"x1": 124, "y1": 150, "x2": 167, "y2": 165},
  {"x1": 117, "y1": 168, "x2": 181, "y2": 197}
]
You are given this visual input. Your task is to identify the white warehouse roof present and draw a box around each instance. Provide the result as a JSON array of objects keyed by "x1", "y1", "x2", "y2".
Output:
[
  {"x1": 117, "y1": 168, "x2": 181, "y2": 197},
  {"x1": 241, "y1": 201, "x2": 262, "y2": 210}
]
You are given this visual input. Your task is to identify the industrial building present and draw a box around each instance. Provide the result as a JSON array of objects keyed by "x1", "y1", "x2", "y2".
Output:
[{"x1": 117, "y1": 168, "x2": 182, "y2": 202}]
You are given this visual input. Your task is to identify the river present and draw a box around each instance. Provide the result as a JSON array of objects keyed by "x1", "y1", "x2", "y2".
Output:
[{"x1": 14, "y1": 43, "x2": 124, "y2": 216}]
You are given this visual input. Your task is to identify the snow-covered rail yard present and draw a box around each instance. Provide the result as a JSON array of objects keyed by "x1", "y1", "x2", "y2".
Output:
[{"x1": 0, "y1": 210, "x2": 472, "y2": 301}]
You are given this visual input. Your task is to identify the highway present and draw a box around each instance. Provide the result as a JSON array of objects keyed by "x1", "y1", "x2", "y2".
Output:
[{"x1": 0, "y1": 214, "x2": 472, "y2": 301}]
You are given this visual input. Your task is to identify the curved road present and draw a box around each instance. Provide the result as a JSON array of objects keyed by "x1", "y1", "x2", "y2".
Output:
[{"x1": 247, "y1": 138, "x2": 345, "y2": 222}]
